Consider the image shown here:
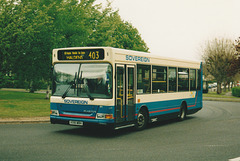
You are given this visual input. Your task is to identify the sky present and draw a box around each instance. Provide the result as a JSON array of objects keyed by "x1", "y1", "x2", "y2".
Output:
[{"x1": 95, "y1": 0, "x2": 240, "y2": 61}]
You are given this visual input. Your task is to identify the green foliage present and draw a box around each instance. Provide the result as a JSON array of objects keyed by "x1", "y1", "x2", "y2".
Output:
[
  {"x1": 1, "y1": 0, "x2": 54, "y2": 91},
  {"x1": 0, "y1": 0, "x2": 149, "y2": 92},
  {"x1": 232, "y1": 87, "x2": 240, "y2": 97},
  {"x1": 0, "y1": 74, "x2": 15, "y2": 88}
]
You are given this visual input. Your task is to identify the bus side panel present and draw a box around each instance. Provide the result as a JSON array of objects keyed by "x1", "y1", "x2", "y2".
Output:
[
  {"x1": 135, "y1": 92, "x2": 202, "y2": 122},
  {"x1": 187, "y1": 90, "x2": 203, "y2": 115}
]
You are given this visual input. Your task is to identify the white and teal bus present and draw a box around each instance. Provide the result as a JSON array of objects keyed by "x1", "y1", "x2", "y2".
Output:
[{"x1": 50, "y1": 47, "x2": 202, "y2": 130}]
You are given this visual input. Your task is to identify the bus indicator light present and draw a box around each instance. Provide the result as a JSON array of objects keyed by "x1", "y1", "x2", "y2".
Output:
[
  {"x1": 96, "y1": 113, "x2": 113, "y2": 119},
  {"x1": 50, "y1": 110, "x2": 59, "y2": 116},
  {"x1": 105, "y1": 114, "x2": 113, "y2": 119}
]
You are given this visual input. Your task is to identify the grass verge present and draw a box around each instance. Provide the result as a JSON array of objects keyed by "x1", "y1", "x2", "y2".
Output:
[
  {"x1": 203, "y1": 91, "x2": 240, "y2": 102},
  {"x1": 0, "y1": 91, "x2": 49, "y2": 118},
  {"x1": 203, "y1": 91, "x2": 237, "y2": 98}
]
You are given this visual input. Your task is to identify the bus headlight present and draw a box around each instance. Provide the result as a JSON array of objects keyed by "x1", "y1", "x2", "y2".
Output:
[
  {"x1": 50, "y1": 110, "x2": 59, "y2": 116},
  {"x1": 96, "y1": 113, "x2": 113, "y2": 119}
]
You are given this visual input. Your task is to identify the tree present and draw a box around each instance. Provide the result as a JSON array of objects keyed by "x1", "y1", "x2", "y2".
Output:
[
  {"x1": 0, "y1": 0, "x2": 55, "y2": 92},
  {"x1": 202, "y1": 38, "x2": 235, "y2": 94},
  {"x1": 229, "y1": 37, "x2": 240, "y2": 77},
  {"x1": 13, "y1": 0, "x2": 54, "y2": 92},
  {"x1": 0, "y1": 0, "x2": 18, "y2": 80},
  {"x1": 86, "y1": 1, "x2": 149, "y2": 52},
  {"x1": 0, "y1": 0, "x2": 149, "y2": 95},
  {"x1": 113, "y1": 21, "x2": 149, "y2": 52}
]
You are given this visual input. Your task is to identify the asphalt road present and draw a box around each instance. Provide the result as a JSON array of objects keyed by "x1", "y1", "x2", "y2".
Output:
[{"x1": 1, "y1": 101, "x2": 240, "y2": 161}]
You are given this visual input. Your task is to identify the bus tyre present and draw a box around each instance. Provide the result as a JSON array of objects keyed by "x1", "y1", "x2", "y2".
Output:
[
  {"x1": 178, "y1": 104, "x2": 187, "y2": 121},
  {"x1": 135, "y1": 109, "x2": 148, "y2": 130}
]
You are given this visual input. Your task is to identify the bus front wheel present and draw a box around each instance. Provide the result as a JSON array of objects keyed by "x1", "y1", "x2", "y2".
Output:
[{"x1": 135, "y1": 109, "x2": 148, "y2": 130}]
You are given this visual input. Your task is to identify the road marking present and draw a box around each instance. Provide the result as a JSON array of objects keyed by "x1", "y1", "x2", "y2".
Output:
[
  {"x1": 229, "y1": 157, "x2": 240, "y2": 161},
  {"x1": 204, "y1": 144, "x2": 225, "y2": 147}
]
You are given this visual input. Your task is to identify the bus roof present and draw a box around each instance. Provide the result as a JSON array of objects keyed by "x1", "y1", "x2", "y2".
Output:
[{"x1": 53, "y1": 47, "x2": 201, "y2": 68}]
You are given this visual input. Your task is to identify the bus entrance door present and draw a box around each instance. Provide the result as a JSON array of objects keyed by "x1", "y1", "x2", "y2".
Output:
[{"x1": 116, "y1": 64, "x2": 136, "y2": 125}]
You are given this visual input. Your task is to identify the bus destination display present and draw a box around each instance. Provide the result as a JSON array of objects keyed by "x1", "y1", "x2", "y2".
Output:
[{"x1": 58, "y1": 49, "x2": 104, "y2": 60}]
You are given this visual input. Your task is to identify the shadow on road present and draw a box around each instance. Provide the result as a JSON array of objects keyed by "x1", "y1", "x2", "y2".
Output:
[
  {"x1": 54, "y1": 126, "x2": 135, "y2": 138},
  {"x1": 53, "y1": 116, "x2": 197, "y2": 138},
  {"x1": 147, "y1": 116, "x2": 195, "y2": 129}
]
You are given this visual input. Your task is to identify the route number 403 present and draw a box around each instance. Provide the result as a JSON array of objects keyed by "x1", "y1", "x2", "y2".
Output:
[{"x1": 88, "y1": 51, "x2": 99, "y2": 60}]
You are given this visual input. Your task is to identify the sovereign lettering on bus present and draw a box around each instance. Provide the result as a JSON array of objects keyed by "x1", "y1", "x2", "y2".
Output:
[
  {"x1": 64, "y1": 99, "x2": 88, "y2": 105},
  {"x1": 126, "y1": 55, "x2": 150, "y2": 62}
]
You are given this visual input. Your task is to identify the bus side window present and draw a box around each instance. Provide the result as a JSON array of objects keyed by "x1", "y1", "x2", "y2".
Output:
[
  {"x1": 197, "y1": 69, "x2": 201, "y2": 90},
  {"x1": 190, "y1": 69, "x2": 196, "y2": 91},
  {"x1": 137, "y1": 64, "x2": 151, "y2": 94},
  {"x1": 178, "y1": 68, "x2": 189, "y2": 91},
  {"x1": 152, "y1": 66, "x2": 167, "y2": 93},
  {"x1": 168, "y1": 67, "x2": 177, "y2": 92}
]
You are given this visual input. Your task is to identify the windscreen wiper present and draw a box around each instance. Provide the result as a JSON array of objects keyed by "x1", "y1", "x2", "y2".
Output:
[
  {"x1": 62, "y1": 85, "x2": 71, "y2": 99},
  {"x1": 62, "y1": 64, "x2": 81, "y2": 99},
  {"x1": 62, "y1": 80, "x2": 75, "y2": 99},
  {"x1": 83, "y1": 79, "x2": 94, "y2": 100}
]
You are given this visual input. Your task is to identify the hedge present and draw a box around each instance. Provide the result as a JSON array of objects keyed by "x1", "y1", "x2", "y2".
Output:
[{"x1": 232, "y1": 87, "x2": 240, "y2": 97}]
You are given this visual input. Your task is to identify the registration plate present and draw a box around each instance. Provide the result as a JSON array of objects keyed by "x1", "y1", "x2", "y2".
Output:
[{"x1": 69, "y1": 120, "x2": 83, "y2": 126}]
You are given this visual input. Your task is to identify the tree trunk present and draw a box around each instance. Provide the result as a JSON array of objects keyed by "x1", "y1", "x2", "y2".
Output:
[
  {"x1": 29, "y1": 80, "x2": 35, "y2": 93},
  {"x1": 223, "y1": 82, "x2": 226, "y2": 92},
  {"x1": 217, "y1": 82, "x2": 221, "y2": 94},
  {"x1": 46, "y1": 84, "x2": 50, "y2": 99},
  {"x1": 228, "y1": 82, "x2": 231, "y2": 91}
]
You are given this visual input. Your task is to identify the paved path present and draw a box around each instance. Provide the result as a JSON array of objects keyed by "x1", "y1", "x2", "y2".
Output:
[{"x1": 0, "y1": 117, "x2": 50, "y2": 124}]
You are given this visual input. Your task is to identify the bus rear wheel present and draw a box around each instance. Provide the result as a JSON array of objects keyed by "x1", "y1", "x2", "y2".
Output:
[
  {"x1": 178, "y1": 103, "x2": 187, "y2": 121},
  {"x1": 135, "y1": 109, "x2": 148, "y2": 130}
]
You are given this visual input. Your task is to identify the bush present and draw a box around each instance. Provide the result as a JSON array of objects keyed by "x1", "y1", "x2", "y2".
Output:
[
  {"x1": 232, "y1": 87, "x2": 240, "y2": 97},
  {"x1": 0, "y1": 73, "x2": 15, "y2": 88}
]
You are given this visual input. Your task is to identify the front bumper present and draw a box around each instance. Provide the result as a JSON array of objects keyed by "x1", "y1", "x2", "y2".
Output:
[{"x1": 50, "y1": 116, "x2": 114, "y2": 127}]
